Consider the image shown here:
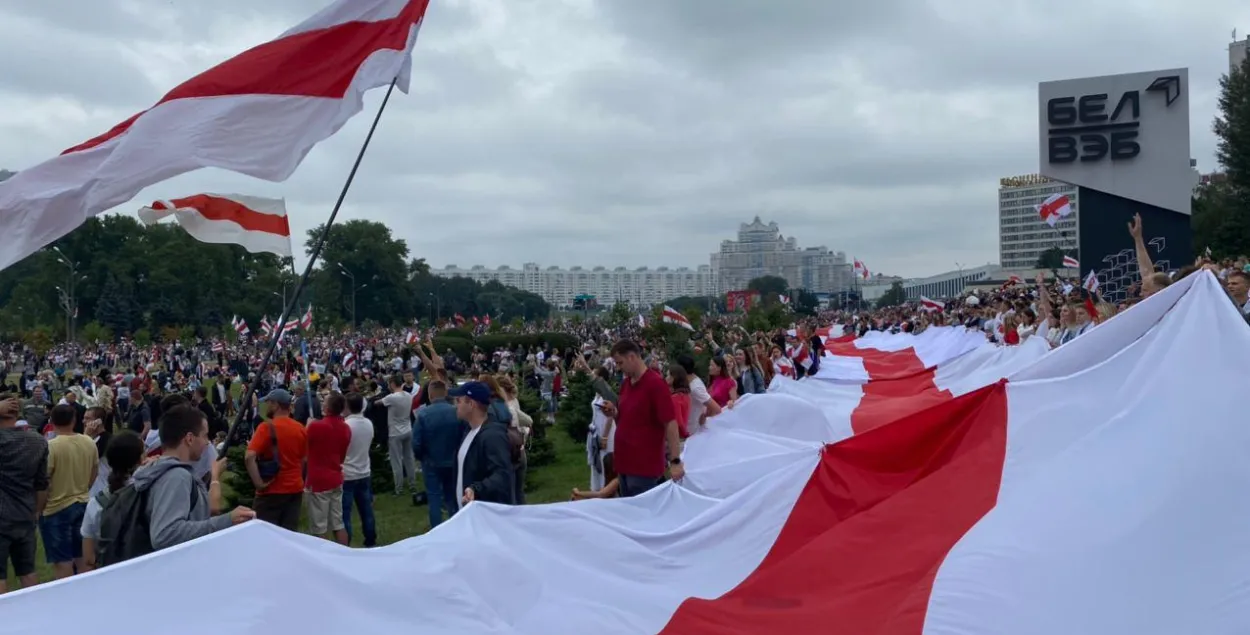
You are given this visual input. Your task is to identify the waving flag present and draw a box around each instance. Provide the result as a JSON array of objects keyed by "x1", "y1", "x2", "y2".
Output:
[
  {"x1": 342, "y1": 351, "x2": 356, "y2": 370},
  {"x1": 0, "y1": 0, "x2": 429, "y2": 272},
  {"x1": 1083, "y1": 270, "x2": 1100, "y2": 293},
  {"x1": 853, "y1": 258, "x2": 870, "y2": 280},
  {"x1": 139, "y1": 195, "x2": 293, "y2": 257},
  {"x1": 299, "y1": 305, "x2": 313, "y2": 330},
  {"x1": 919, "y1": 296, "x2": 944, "y2": 312},
  {"x1": 662, "y1": 305, "x2": 693, "y2": 331},
  {"x1": 259, "y1": 315, "x2": 273, "y2": 337},
  {"x1": 1036, "y1": 193, "x2": 1073, "y2": 227},
  {"x1": 1062, "y1": 255, "x2": 1079, "y2": 268},
  {"x1": 231, "y1": 315, "x2": 250, "y2": 337}
]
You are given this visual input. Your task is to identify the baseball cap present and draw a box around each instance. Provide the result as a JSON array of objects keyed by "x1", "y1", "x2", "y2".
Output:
[
  {"x1": 448, "y1": 381, "x2": 491, "y2": 406},
  {"x1": 262, "y1": 389, "x2": 293, "y2": 405}
]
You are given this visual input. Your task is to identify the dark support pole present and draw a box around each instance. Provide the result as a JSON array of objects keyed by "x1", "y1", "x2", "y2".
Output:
[{"x1": 223, "y1": 78, "x2": 398, "y2": 453}]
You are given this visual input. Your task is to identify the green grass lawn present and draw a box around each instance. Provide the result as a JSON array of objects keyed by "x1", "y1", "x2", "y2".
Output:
[{"x1": 5, "y1": 428, "x2": 591, "y2": 588}]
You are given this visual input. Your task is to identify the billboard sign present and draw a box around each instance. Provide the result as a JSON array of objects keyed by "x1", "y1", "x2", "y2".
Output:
[{"x1": 1039, "y1": 68, "x2": 1193, "y2": 215}]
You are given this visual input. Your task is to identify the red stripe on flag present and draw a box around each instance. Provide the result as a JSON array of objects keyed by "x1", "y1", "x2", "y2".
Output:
[
  {"x1": 161, "y1": 194, "x2": 291, "y2": 236},
  {"x1": 62, "y1": 0, "x2": 429, "y2": 155},
  {"x1": 850, "y1": 348, "x2": 952, "y2": 435},
  {"x1": 659, "y1": 381, "x2": 1009, "y2": 635}
]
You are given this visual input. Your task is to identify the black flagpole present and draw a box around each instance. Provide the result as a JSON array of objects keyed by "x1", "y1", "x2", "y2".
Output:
[{"x1": 223, "y1": 77, "x2": 399, "y2": 454}]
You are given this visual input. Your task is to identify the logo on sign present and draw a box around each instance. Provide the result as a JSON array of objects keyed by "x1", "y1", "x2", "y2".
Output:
[{"x1": 1046, "y1": 75, "x2": 1180, "y2": 165}]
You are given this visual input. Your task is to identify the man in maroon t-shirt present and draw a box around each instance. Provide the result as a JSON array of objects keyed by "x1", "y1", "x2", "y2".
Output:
[
  {"x1": 306, "y1": 392, "x2": 352, "y2": 545},
  {"x1": 601, "y1": 340, "x2": 683, "y2": 497}
]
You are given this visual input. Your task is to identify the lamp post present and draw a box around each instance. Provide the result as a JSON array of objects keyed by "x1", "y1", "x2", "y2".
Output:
[
  {"x1": 52, "y1": 246, "x2": 83, "y2": 340},
  {"x1": 338, "y1": 264, "x2": 359, "y2": 328}
]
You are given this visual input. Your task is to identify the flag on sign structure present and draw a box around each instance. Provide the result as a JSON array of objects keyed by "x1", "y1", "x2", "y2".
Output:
[
  {"x1": 1083, "y1": 270, "x2": 1100, "y2": 293},
  {"x1": 662, "y1": 305, "x2": 693, "y2": 331},
  {"x1": 920, "y1": 296, "x2": 944, "y2": 311},
  {"x1": 1036, "y1": 193, "x2": 1073, "y2": 227},
  {"x1": 0, "y1": 0, "x2": 430, "y2": 273},
  {"x1": 1062, "y1": 255, "x2": 1079, "y2": 269},
  {"x1": 138, "y1": 195, "x2": 293, "y2": 257}
]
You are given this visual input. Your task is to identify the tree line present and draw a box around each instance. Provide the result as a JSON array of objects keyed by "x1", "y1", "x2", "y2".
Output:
[
  {"x1": 0, "y1": 217, "x2": 551, "y2": 342},
  {"x1": 1192, "y1": 55, "x2": 1250, "y2": 258}
]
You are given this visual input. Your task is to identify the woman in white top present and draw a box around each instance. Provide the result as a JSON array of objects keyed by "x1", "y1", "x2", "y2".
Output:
[
  {"x1": 80, "y1": 432, "x2": 146, "y2": 572},
  {"x1": 587, "y1": 394, "x2": 615, "y2": 492}
]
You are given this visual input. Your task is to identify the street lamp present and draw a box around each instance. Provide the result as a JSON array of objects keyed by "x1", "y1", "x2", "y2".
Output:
[
  {"x1": 338, "y1": 264, "x2": 360, "y2": 328},
  {"x1": 52, "y1": 247, "x2": 82, "y2": 340}
]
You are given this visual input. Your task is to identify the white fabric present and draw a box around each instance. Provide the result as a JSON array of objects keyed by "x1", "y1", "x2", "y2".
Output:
[
  {"x1": 137, "y1": 194, "x2": 292, "y2": 257},
  {"x1": 0, "y1": 0, "x2": 424, "y2": 271},
  {"x1": 3, "y1": 272, "x2": 1244, "y2": 635}
]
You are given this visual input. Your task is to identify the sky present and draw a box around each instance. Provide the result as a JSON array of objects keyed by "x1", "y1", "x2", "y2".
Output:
[{"x1": 1, "y1": 0, "x2": 1247, "y2": 278}]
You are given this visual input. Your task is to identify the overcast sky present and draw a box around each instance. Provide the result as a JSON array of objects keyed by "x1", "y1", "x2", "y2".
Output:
[{"x1": 1, "y1": 0, "x2": 1247, "y2": 277}]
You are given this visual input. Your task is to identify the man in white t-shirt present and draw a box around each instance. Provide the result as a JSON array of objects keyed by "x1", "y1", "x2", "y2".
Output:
[
  {"x1": 341, "y1": 393, "x2": 376, "y2": 547},
  {"x1": 378, "y1": 375, "x2": 416, "y2": 495}
]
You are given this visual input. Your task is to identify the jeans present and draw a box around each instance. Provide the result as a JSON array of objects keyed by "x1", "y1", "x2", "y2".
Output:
[
  {"x1": 39, "y1": 502, "x2": 87, "y2": 563},
  {"x1": 388, "y1": 431, "x2": 416, "y2": 493},
  {"x1": 618, "y1": 474, "x2": 664, "y2": 498},
  {"x1": 422, "y1": 462, "x2": 459, "y2": 528},
  {"x1": 341, "y1": 477, "x2": 377, "y2": 547}
]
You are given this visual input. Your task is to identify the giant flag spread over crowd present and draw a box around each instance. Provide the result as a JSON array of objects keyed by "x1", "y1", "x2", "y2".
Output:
[
  {"x1": 0, "y1": 0, "x2": 430, "y2": 272},
  {"x1": 2, "y1": 271, "x2": 1246, "y2": 634}
]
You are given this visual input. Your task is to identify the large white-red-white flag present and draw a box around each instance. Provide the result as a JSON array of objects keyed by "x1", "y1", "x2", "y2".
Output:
[
  {"x1": 0, "y1": 0, "x2": 429, "y2": 272},
  {"x1": 139, "y1": 195, "x2": 293, "y2": 257},
  {"x1": 5, "y1": 274, "x2": 1245, "y2": 635}
]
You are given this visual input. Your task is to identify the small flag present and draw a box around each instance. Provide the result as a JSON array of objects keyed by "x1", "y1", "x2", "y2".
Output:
[
  {"x1": 779, "y1": 294, "x2": 791, "y2": 306},
  {"x1": 853, "y1": 259, "x2": 870, "y2": 280},
  {"x1": 1083, "y1": 270, "x2": 1100, "y2": 293},
  {"x1": 342, "y1": 351, "x2": 356, "y2": 370},
  {"x1": 231, "y1": 315, "x2": 250, "y2": 337},
  {"x1": 1036, "y1": 194, "x2": 1073, "y2": 227},
  {"x1": 404, "y1": 331, "x2": 418, "y2": 346},
  {"x1": 662, "y1": 305, "x2": 693, "y2": 331},
  {"x1": 299, "y1": 305, "x2": 313, "y2": 330},
  {"x1": 259, "y1": 315, "x2": 273, "y2": 337},
  {"x1": 920, "y1": 296, "x2": 944, "y2": 312},
  {"x1": 138, "y1": 194, "x2": 292, "y2": 257},
  {"x1": 1062, "y1": 255, "x2": 1079, "y2": 269},
  {"x1": 212, "y1": 341, "x2": 224, "y2": 353}
]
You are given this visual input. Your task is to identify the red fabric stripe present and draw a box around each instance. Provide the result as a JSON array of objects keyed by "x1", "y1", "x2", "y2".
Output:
[
  {"x1": 658, "y1": 381, "x2": 1009, "y2": 635},
  {"x1": 62, "y1": 0, "x2": 428, "y2": 155},
  {"x1": 164, "y1": 194, "x2": 291, "y2": 237},
  {"x1": 1039, "y1": 194, "x2": 1069, "y2": 220},
  {"x1": 850, "y1": 348, "x2": 952, "y2": 435}
]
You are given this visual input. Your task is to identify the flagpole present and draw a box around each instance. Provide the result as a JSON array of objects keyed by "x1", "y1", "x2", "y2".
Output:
[{"x1": 224, "y1": 78, "x2": 399, "y2": 453}]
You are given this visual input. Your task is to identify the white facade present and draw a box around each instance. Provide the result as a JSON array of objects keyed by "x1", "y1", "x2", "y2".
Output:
[
  {"x1": 861, "y1": 265, "x2": 1001, "y2": 302},
  {"x1": 1232, "y1": 37, "x2": 1248, "y2": 73},
  {"x1": 999, "y1": 174, "x2": 1079, "y2": 270},
  {"x1": 710, "y1": 217, "x2": 853, "y2": 294},
  {"x1": 432, "y1": 263, "x2": 716, "y2": 308}
]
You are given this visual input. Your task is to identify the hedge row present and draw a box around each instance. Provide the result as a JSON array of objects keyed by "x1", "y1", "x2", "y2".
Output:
[{"x1": 429, "y1": 331, "x2": 581, "y2": 361}]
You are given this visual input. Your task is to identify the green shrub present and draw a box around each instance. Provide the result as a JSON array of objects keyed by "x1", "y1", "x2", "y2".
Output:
[
  {"x1": 556, "y1": 371, "x2": 595, "y2": 443},
  {"x1": 519, "y1": 387, "x2": 555, "y2": 469},
  {"x1": 370, "y1": 442, "x2": 395, "y2": 494},
  {"x1": 224, "y1": 445, "x2": 254, "y2": 508}
]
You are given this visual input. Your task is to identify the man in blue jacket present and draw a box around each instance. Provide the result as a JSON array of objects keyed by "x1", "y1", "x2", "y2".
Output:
[{"x1": 412, "y1": 380, "x2": 462, "y2": 527}]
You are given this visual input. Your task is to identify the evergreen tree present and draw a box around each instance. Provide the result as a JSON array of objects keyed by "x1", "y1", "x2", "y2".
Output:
[
  {"x1": 95, "y1": 274, "x2": 133, "y2": 336},
  {"x1": 1205, "y1": 55, "x2": 1250, "y2": 256}
]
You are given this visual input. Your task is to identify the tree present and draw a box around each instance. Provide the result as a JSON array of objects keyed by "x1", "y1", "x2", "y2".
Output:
[
  {"x1": 792, "y1": 289, "x2": 820, "y2": 315},
  {"x1": 606, "y1": 301, "x2": 632, "y2": 325},
  {"x1": 1201, "y1": 55, "x2": 1250, "y2": 258},
  {"x1": 307, "y1": 220, "x2": 412, "y2": 327},
  {"x1": 875, "y1": 281, "x2": 907, "y2": 308},
  {"x1": 1034, "y1": 246, "x2": 1068, "y2": 270},
  {"x1": 747, "y1": 275, "x2": 789, "y2": 296}
]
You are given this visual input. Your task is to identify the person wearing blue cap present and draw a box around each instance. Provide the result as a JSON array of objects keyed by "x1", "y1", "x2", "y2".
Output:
[{"x1": 449, "y1": 381, "x2": 514, "y2": 507}]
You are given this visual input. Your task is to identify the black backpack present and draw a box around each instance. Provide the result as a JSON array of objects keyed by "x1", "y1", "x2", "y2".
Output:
[{"x1": 95, "y1": 463, "x2": 195, "y2": 568}]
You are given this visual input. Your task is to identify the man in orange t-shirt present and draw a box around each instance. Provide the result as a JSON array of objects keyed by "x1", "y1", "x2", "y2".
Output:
[{"x1": 245, "y1": 389, "x2": 308, "y2": 531}]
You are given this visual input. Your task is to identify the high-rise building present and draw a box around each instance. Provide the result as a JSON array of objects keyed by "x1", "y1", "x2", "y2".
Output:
[
  {"x1": 431, "y1": 263, "x2": 716, "y2": 308},
  {"x1": 999, "y1": 174, "x2": 1078, "y2": 269},
  {"x1": 710, "y1": 217, "x2": 852, "y2": 294},
  {"x1": 1232, "y1": 36, "x2": 1248, "y2": 73}
]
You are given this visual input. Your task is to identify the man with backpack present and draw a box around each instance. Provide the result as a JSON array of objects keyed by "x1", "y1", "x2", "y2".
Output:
[{"x1": 96, "y1": 406, "x2": 253, "y2": 566}]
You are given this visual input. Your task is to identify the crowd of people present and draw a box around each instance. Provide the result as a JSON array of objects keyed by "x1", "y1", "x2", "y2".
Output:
[{"x1": 2, "y1": 215, "x2": 1248, "y2": 592}]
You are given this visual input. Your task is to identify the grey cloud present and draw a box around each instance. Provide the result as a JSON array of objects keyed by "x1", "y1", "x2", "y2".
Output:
[{"x1": 0, "y1": 0, "x2": 1242, "y2": 280}]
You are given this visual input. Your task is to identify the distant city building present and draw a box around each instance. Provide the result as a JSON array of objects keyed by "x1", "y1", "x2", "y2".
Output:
[
  {"x1": 1232, "y1": 36, "x2": 1248, "y2": 73},
  {"x1": 710, "y1": 217, "x2": 853, "y2": 294},
  {"x1": 431, "y1": 262, "x2": 715, "y2": 308},
  {"x1": 861, "y1": 264, "x2": 1000, "y2": 302},
  {"x1": 999, "y1": 174, "x2": 1078, "y2": 270}
]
